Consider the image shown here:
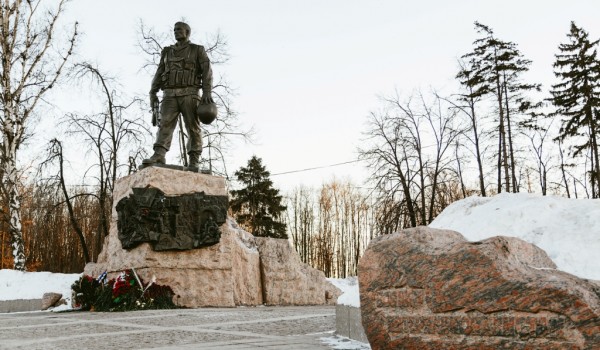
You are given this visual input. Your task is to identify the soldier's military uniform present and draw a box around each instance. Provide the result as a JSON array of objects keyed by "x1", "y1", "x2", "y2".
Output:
[{"x1": 145, "y1": 39, "x2": 212, "y2": 168}]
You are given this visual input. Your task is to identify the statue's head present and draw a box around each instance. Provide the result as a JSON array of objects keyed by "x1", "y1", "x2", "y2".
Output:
[{"x1": 174, "y1": 22, "x2": 191, "y2": 42}]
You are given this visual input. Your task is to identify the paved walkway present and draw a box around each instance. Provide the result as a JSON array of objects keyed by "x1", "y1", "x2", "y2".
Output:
[{"x1": 0, "y1": 306, "x2": 359, "y2": 349}]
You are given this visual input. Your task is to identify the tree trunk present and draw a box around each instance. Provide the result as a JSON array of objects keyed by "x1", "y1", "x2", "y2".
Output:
[
  {"x1": 502, "y1": 125, "x2": 511, "y2": 192},
  {"x1": 496, "y1": 95, "x2": 505, "y2": 193},
  {"x1": 559, "y1": 140, "x2": 571, "y2": 198},
  {"x1": 469, "y1": 96, "x2": 486, "y2": 196},
  {"x1": 455, "y1": 145, "x2": 467, "y2": 198},
  {"x1": 586, "y1": 105, "x2": 600, "y2": 198},
  {"x1": 397, "y1": 160, "x2": 417, "y2": 228},
  {"x1": 417, "y1": 149, "x2": 427, "y2": 225},
  {"x1": 2, "y1": 144, "x2": 26, "y2": 271},
  {"x1": 503, "y1": 78, "x2": 518, "y2": 192},
  {"x1": 55, "y1": 141, "x2": 90, "y2": 263},
  {"x1": 493, "y1": 48, "x2": 510, "y2": 193}
]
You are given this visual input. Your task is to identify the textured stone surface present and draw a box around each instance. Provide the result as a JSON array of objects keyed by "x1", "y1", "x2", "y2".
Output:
[
  {"x1": 359, "y1": 227, "x2": 600, "y2": 350},
  {"x1": 255, "y1": 237, "x2": 341, "y2": 306},
  {"x1": 41, "y1": 293, "x2": 62, "y2": 310},
  {"x1": 84, "y1": 168, "x2": 260, "y2": 307},
  {"x1": 85, "y1": 167, "x2": 337, "y2": 308},
  {"x1": 85, "y1": 217, "x2": 262, "y2": 307}
]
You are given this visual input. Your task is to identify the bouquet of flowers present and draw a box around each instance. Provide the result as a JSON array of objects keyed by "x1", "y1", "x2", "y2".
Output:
[{"x1": 72, "y1": 269, "x2": 177, "y2": 312}]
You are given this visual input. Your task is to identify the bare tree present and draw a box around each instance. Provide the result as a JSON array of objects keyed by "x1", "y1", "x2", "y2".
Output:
[
  {"x1": 519, "y1": 111, "x2": 560, "y2": 196},
  {"x1": 422, "y1": 93, "x2": 462, "y2": 222},
  {"x1": 41, "y1": 139, "x2": 90, "y2": 263},
  {"x1": 454, "y1": 58, "x2": 490, "y2": 196},
  {"x1": 63, "y1": 62, "x2": 147, "y2": 252},
  {"x1": 360, "y1": 105, "x2": 418, "y2": 228},
  {"x1": 360, "y1": 91, "x2": 463, "y2": 229},
  {"x1": 557, "y1": 139, "x2": 572, "y2": 197},
  {"x1": 522, "y1": 125, "x2": 553, "y2": 195},
  {"x1": 0, "y1": 0, "x2": 77, "y2": 270}
]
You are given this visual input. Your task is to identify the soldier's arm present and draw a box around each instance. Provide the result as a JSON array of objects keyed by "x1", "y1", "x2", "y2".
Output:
[
  {"x1": 198, "y1": 46, "x2": 213, "y2": 101},
  {"x1": 150, "y1": 48, "x2": 168, "y2": 97}
]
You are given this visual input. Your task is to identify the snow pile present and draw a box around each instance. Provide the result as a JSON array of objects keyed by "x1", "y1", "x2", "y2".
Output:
[
  {"x1": 321, "y1": 334, "x2": 371, "y2": 349},
  {"x1": 430, "y1": 192, "x2": 600, "y2": 280},
  {"x1": 327, "y1": 276, "x2": 360, "y2": 307},
  {"x1": 0, "y1": 269, "x2": 81, "y2": 309}
]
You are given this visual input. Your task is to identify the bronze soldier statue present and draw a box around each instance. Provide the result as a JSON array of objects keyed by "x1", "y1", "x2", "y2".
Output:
[{"x1": 143, "y1": 21, "x2": 213, "y2": 171}]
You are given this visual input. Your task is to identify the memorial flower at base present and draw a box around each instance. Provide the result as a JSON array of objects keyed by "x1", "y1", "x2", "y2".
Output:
[{"x1": 71, "y1": 269, "x2": 176, "y2": 312}]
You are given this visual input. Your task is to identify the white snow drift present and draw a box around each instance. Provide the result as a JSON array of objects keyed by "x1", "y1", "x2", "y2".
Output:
[{"x1": 430, "y1": 192, "x2": 600, "y2": 281}]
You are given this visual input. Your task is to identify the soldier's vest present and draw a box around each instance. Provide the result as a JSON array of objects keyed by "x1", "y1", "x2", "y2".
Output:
[{"x1": 161, "y1": 44, "x2": 202, "y2": 89}]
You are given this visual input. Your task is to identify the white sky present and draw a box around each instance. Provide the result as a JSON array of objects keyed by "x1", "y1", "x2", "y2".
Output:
[{"x1": 31, "y1": 0, "x2": 600, "y2": 192}]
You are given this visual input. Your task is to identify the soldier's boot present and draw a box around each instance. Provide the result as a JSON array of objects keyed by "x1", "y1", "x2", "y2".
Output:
[
  {"x1": 142, "y1": 146, "x2": 167, "y2": 165},
  {"x1": 188, "y1": 151, "x2": 201, "y2": 171}
]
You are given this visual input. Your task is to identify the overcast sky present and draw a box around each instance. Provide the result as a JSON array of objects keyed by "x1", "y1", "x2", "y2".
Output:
[{"x1": 37, "y1": 0, "x2": 600, "y2": 192}]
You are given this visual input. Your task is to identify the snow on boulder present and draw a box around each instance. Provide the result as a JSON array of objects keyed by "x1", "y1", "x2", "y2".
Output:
[{"x1": 430, "y1": 193, "x2": 600, "y2": 280}]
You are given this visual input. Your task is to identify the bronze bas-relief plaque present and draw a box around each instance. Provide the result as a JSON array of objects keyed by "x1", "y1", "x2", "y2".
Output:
[{"x1": 116, "y1": 188, "x2": 228, "y2": 251}]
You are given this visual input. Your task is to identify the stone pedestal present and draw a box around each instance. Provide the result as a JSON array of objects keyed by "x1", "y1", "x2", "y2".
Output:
[
  {"x1": 84, "y1": 167, "x2": 339, "y2": 308},
  {"x1": 255, "y1": 237, "x2": 340, "y2": 306},
  {"x1": 84, "y1": 167, "x2": 261, "y2": 307}
]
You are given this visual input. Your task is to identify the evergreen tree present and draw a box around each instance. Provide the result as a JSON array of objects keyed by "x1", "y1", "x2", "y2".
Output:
[
  {"x1": 550, "y1": 22, "x2": 600, "y2": 198},
  {"x1": 463, "y1": 22, "x2": 540, "y2": 193},
  {"x1": 230, "y1": 156, "x2": 287, "y2": 238}
]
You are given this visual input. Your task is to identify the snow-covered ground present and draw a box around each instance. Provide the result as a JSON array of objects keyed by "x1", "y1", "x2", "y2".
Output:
[
  {"x1": 430, "y1": 192, "x2": 600, "y2": 280},
  {"x1": 321, "y1": 333, "x2": 371, "y2": 349},
  {"x1": 0, "y1": 269, "x2": 80, "y2": 311},
  {"x1": 327, "y1": 276, "x2": 360, "y2": 307}
]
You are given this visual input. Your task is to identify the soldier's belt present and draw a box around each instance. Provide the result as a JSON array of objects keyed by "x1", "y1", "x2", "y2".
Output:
[{"x1": 162, "y1": 87, "x2": 199, "y2": 97}]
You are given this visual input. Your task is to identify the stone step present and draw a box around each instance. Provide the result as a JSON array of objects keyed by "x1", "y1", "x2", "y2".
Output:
[{"x1": 0, "y1": 299, "x2": 42, "y2": 313}]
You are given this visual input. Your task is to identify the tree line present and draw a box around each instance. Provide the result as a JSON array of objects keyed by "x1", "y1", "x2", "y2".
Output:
[
  {"x1": 358, "y1": 21, "x2": 600, "y2": 236},
  {"x1": 287, "y1": 21, "x2": 600, "y2": 276}
]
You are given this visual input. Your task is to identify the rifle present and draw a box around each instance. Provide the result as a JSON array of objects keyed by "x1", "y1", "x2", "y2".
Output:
[{"x1": 151, "y1": 100, "x2": 160, "y2": 127}]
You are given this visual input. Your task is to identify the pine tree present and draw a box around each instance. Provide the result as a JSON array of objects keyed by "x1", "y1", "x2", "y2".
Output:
[
  {"x1": 463, "y1": 22, "x2": 540, "y2": 193},
  {"x1": 230, "y1": 156, "x2": 287, "y2": 238},
  {"x1": 550, "y1": 22, "x2": 600, "y2": 198}
]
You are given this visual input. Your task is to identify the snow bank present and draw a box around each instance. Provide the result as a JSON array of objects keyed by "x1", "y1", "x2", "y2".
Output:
[
  {"x1": 321, "y1": 334, "x2": 371, "y2": 349},
  {"x1": 0, "y1": 269, "x2": 80, "y2": 309},
  {"x1": 430, "y1": 193, "x2": 600, "y2": 280},
  {"x1": 328, "y1": 277, "x2": 360, "y2": 307}
]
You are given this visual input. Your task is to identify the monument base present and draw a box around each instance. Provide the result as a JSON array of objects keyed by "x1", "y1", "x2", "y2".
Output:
[
  {"x1": 138, "y1": 163, "x2": 211, "y2": 174},
  {"x1": 84, "y1": 167, "x2": 340, "y2": 308}
]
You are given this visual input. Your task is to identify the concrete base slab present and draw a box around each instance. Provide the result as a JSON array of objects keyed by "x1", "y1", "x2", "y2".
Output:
[
  {"x1": 0, "y1": 299, "x2": 42, "y2": 313},
  {"x1": 335, "y1": 304, "x2": 369, "y2": 343},
  {"x1": 0, "y1": 306, "x2": 338, "y2": 349}
]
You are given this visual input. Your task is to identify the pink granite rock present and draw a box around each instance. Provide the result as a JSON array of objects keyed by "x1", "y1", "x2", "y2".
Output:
[
  {"x1": 255, "y1": 237, "x2": 340, "y2": 305},
  {"x1": 359, "y1": 226, "x2": 600, "y2": 350}
]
